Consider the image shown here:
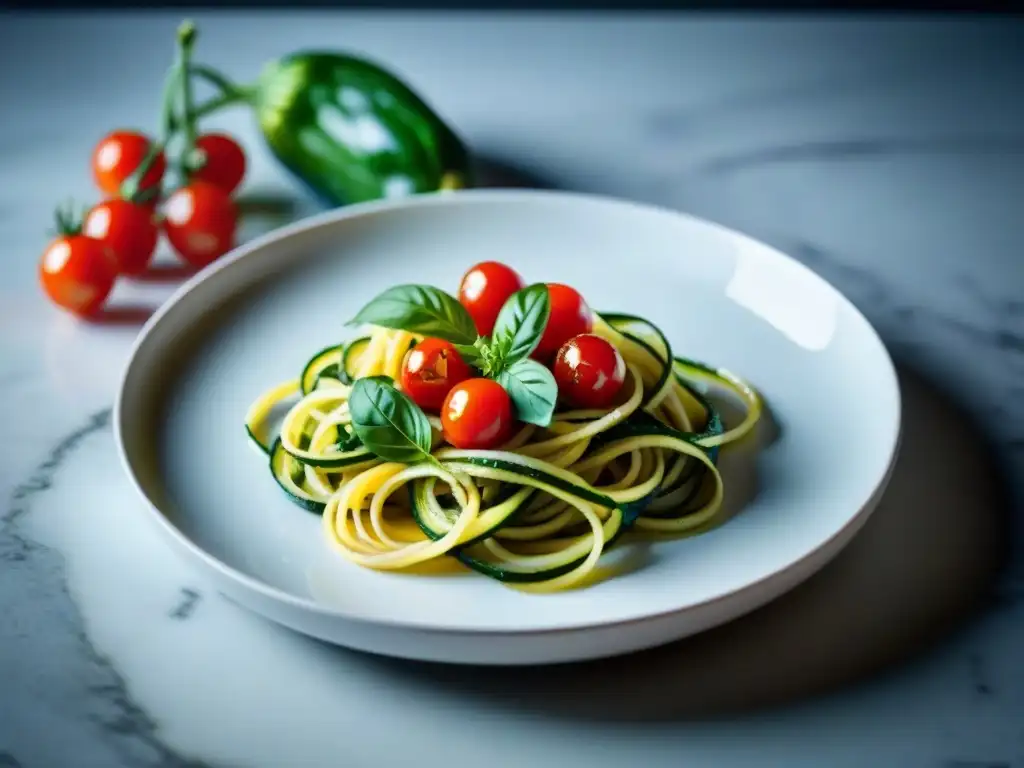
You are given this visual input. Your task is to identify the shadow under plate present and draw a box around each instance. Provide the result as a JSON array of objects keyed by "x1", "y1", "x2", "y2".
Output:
[{"x1": 322, "y1": 363, "x2": 1008, "y2": 720}]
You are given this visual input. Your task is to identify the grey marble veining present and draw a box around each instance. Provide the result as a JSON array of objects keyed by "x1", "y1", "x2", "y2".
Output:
[
  {"x1": 1, "y1": 410, "x2": 207, "y2": 768},
  {"x1": 1, "y1": 13, "x2": 1023, "y2": 768}
]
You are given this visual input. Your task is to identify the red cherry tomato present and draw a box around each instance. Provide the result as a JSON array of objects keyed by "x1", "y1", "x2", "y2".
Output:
[
  {"x1": 163, "y1": 181, "x2": 238, "y2": 268},
  {"x1": 39, "y1": 235, "x2": 118, "y2": 318},
  {"x1": 458, "y1": 261, "x2": 526, "y2": 336},
  {"x1": 92, "y1": 130, "x2": 165, "y2": 199},
  {"x1": 553, "y1": 334, "x2": 626, "y2": 409},
  {"x1": 191, "y1": 133, "x2": 247, "y2": 194},
  {"x1": 82, "y1": 199, "x2": 159, "y2": 276},
  {"x1": 532, "y1": 284, "x2": 594, "y2": 361},
  {"x1": 441, "y1": 378, "x2": 515, "y2": 450},
  {"x1": 400, "y1": 338, "x2": 473, "y2": 412}
]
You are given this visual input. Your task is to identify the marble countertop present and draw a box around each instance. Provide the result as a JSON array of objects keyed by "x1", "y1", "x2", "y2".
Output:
[{"x1": 2, "y1": 13, "x2": 1023, "y2": 768}]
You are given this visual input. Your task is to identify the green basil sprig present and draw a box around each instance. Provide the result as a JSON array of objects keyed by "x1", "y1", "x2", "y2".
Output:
[
  {"x1": 348, "y1": 285, "x2": 478, "y2": 345},
  {"x1": 346, "y1": 281, "x2": 559, "y2": 429},
  {"x1": 486, "y1": 284, "x2": 557, "y2": 426},
  {"x1": 348, "y1": 376, "x2": 437, "y2": 464}
]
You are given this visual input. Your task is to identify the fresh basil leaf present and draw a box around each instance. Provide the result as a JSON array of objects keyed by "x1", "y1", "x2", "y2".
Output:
[
  {"x1": 348, "y1": 376, "x2": 435, "y2": 464},
  {"x1": 491, "y1": 283, "x2": 550, "y2": 364},
  {"x1": 347, "y1": 285, "x2": 478, "y2": 345},
  {"x1": 496, "y1": 358, "x2": 558, "y2": 427}
]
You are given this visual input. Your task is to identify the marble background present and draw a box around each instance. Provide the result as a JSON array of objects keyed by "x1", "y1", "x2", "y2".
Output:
[{"x1": 1, "y1": 13, "x2": 1022, "y2": 768}]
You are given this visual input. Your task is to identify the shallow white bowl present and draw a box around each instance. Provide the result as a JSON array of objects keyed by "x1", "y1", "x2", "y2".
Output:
[{"x1": 115, "y1": 190, "x2": 901, "y2": 665}]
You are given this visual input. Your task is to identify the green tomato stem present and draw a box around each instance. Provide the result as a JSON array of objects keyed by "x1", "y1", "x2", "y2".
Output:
[
  {"x1": 118, "y1": 144, "x2": 162, "y2": 204},
  {"x1": 52, "y1": 199, "x2": 84, "y2": 237},
  {"x1": 194, "y1": 89, "x2": 252, "y2": 119},
  {"x1": 117, "y1": 30, "x2": 188, "y2": 203},
  {"x1": 177, "y1": 20, "x2": 199, "y2": 154},
  {"x1": 189, "y1": 64, "x2": 256, "y2": 105},
  {"x1": 159, "y1": 64, "x2": 184, "y2": 144},
  {"x1": 116, "y1": 20, "x2": 253, "y2": 204},
  {"x1": 172, "y1": 23, "x2": 256, "y2": 178},
  {"x1": 166, "y1": 91, "x2": 250, "y2": 135}
]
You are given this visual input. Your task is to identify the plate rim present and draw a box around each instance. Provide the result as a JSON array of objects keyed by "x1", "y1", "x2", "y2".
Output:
[{"x1": 113, "y1": 188, "x2": 903, "y2": 638}]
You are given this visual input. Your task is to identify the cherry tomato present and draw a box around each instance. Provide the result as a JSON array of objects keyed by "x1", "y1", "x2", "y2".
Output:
[
  {"x1": 458, "y1": 261, "x2": 526, "y2": 336},
  {"x1": 532, "y1": 284, "x2": 594, "y2": 361},
  {"x1": 82, "y1": 199, "x2": 159, "y2": 276},
  {"x1": 92, "y1": 130, "x2": 166, "y2": 199},
  {"x1": 553, "y1": 334, "x2": 626, "y2": 409},
  {"x1": 39, "y1": 235, "x2": 118, "y2": 318},
  {"x1": 441, "y1": 378, "x2": 515, "y2": 450},
  {"x1": 191, "y1": 133, "x2": 247, "y2": 194},
  {"x1": 163, "y1": 181, "x2": 238, "y2": 268},
  {"x1": 400, "y1": 338, "x2": 473, "y2": 412}
]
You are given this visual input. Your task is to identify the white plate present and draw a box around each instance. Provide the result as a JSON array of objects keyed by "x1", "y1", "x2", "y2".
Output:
[{"x1": 115, "y1": 190, "x2": 901, "y2": 665}]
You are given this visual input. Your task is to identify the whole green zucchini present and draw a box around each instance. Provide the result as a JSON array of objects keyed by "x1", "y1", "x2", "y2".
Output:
[{"x1": 254, "y1": 52, "x2": 473, "y2": 206}]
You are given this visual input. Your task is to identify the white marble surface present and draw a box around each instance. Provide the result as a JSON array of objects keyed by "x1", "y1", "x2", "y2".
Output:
[{"x1": 2, "y1": 13, "x2": 1023, "y2": 768}]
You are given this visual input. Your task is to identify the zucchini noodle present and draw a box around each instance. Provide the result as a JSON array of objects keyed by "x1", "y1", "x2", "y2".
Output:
[{"x1": 245, "y1": 313, "x2": 763, "y2": 592}]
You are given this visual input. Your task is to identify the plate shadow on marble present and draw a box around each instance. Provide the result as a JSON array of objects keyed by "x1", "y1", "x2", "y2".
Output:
[{"x1": 317, "y1": 362, "x2": 1009, "y2": 721}]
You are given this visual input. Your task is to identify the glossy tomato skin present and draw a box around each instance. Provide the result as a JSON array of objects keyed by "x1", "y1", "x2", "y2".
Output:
[
  {"x1": 458, "y1": 261, "x2": 525, "y2": 336},
  {"x1": 39, "y1": 235, "x2": 119, "y2": 318},
  {"x1": 92, "y1": 130, "x2": 166, "y2": 199},
  {"x1": 441, "y1": 378, "x2": 515, "y2": 450},
  {"x1": 163, "y1": 181, "x2": 238, "y2": 268},
  {"x1": 532, "y1": 284, "x2": 594, "y2": 362},
  {"x1": 400, "y1": 338, "x2": 473, "y2": 412},
  {"x1": 553, "y1": 334, "x2": 626, "y2": 409},
  {"x1": 82, "y1": 199, "x2": 159, "y2": 276},
  {"x1": 192, "y1": 133, "x2": 247, "y2": 194}
]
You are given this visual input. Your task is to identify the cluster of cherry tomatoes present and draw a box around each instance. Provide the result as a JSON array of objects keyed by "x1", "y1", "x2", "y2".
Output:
[
  {"x1": 39, "y1": 128, "x2": 247, "y2": 318},
  {"x1": 400, "y1": 260, "x2": 627, "y2": 450}
]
